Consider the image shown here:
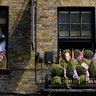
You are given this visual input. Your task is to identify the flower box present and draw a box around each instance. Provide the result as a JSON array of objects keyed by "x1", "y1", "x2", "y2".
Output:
[
  {"x1": 45, "y1": 77, "x2": 96, "y2": 89},
  {"x1": 48, "y1": 49, "x2": 96, "y2": 89}
]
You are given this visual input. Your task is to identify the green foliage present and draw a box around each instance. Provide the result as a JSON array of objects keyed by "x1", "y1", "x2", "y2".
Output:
[
  {"x1": 63, "y1": 49, "x2": 71, "y2": 55},
  {"x1": 66, "y1": 60, "x2": 74, "y2": 78},
  {"x1": 62, "y1": 77, "x2": 71, "y2": 88},
  {"x1": 51, "y1": 49, "x2": 96, "y2": 87},
  {"x1": 89, "y1": 59, "x2": 96, "y2": 78},
  {"x1": 73, "y1": 78, "x2": 80, "y2": 85},
  {"x1": 76, "y1": 65, "x2": 86, "y2": 76},
  {"x1": 74, "y1": 49, "x2": 81, "y2": 59},
  {"x1": 84, "y1": 49, "x2": 93, "y2": 59},
  {"x1": 51, "y1": 64, "x2": 63, "y2": 77},
  {"x1": 0, "y1": 61, "x2": 3, "y2": 68},
  {"x1": 53, "y1": 76, "x2": 61, "y2": 85},
  {"x1": 73, "y1": 75, "x2": 86, "y2": 85},
  {"x1": 61, "y1": 60, "x2": 67, "y2": 68},
  {"x1": 69, "y1": 59, "x2": 77, "y2": 67},
  {"x1": 79, "y1": 75, "x2": 86, "y2": 84}
]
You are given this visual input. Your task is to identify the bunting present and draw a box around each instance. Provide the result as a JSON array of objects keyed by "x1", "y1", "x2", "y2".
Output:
[
  {"x1": 64, "y1": 68, "x2": 67, "y2": 78},
  {"x1": 86, "y1": 69, "x2": 90, "y2": 81},
  {"x1": 0, "y1": 51, "x2": 6, "y2": 61},
  {"x1": 72, "y1": 48, "x2": 74, "y2": 60},
  {"x1": 73, "y1": 68, "x2": 78, "y2": 79},
  {"x1": 77, "y1": 49, "x2": 84, "y2": 60},
  {"x1": 0, "y1": 54, "x2": 3, "y2": 61},
  {"x1": 93, "y1": 52, "x2": 96, "y2": 61},
  {"x1": 59, "y1": 49, "x2": 62, "y2": 58}
]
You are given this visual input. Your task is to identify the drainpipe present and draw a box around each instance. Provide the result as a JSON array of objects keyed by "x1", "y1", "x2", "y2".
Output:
[
  {"x1": 31, "y1": 0, "x2": 35, "y2": 51},
  {"x1": 31, "y1": 0, "x2": 38, "y2": 84}
]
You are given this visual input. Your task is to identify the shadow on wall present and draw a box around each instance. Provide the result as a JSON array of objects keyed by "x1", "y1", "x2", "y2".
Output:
[{"x1": 7, "y1": 0, "x2": 35, "y2": 94}]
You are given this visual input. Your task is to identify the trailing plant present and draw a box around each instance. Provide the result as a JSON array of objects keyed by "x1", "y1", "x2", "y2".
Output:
[
  {"x1": 79, "y1": 75, "x2": 86, "y2": 84},
  {"x1": 73, "y1": 78, "x2": 80, "y2": 85},
  {"x1": 62, "y1": 77, "x2": 71, "y2": 89},
  {"x1": 53, "y1": 76, "x2": 62, "y2": 85}
]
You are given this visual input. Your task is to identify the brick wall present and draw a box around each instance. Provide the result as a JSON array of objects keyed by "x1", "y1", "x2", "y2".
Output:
[{"x1": 0, "y1": 0, "x2": 37, "y2": 95}]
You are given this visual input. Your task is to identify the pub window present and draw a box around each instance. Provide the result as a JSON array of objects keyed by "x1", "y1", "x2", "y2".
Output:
[
  {"x1": 58, "y1": 7, "x2": 95, "y2": 52},
  {"x1": 58, "y1": 11, "x2": 92, "y2": 38},
  {"x1": 0, "y1": 6, "x2": 8, "y2": 70}
]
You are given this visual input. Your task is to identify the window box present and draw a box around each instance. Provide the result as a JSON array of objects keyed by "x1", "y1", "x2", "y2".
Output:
[{"x1": 45, "y1": 49, "x2": 96, "y2": 89}]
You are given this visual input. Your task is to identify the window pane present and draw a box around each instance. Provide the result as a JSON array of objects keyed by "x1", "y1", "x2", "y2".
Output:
[
  {"x1": 0, "y1": 10, "x2": 7, "y2": 18},
  {"x1": 58, "y1": 10, "x2": 92, "y2": 38},
  {"x1": 70, "y1": 11, "x2": 80, "y2": 23},
  {"x1": 81, "y1": 24, "x2": 91, "y2": 36},
  {"x1": 59, "y1": 24, "x2": 69, "y2": 36},
  {"x1": 59, "y1": 11, "x2": 69, "y2": 23},
  {"x1": 70, "y1": 24, "x2": 80, "y2": 36},
  {"x1": 81, "y1": 11, "x2": 91, "y2": 23}
]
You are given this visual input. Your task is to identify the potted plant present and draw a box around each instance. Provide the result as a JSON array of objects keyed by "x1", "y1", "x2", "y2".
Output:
[
  {"x1": 83, "y1": 49, "x2": 93, "y2": 65},
  {"x1": 74, "y1": 49, "x2": 81, "y2": 59},
  {"x1": 89, "y1": 59, "x2": 96, "y2": 78},
  {"x1": 66, "y1": 62, "x2": 74, "y2": 78},
  {"x1": 76, "y1": 65, "x2": 86, "y2": 76},
  {"x1": 51, "y1": 64, "x2": 63, "y2": 77},
  {"x1": 84, "y1": 49, "x2": 93, "y2": 59},
  {"x1": 50, "y1": 49, "x2": 96, "y2": 89}
]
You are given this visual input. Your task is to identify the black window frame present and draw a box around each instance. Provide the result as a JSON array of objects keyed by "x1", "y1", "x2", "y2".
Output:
[{"x1": 57, "y1": 7, "x2": 95, "y2": 53}]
